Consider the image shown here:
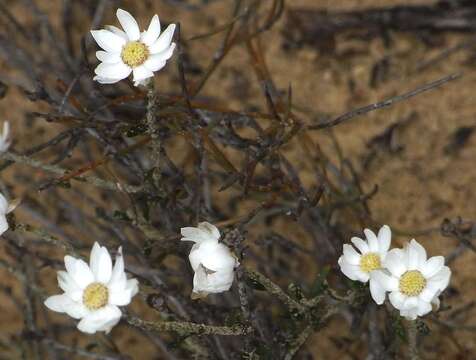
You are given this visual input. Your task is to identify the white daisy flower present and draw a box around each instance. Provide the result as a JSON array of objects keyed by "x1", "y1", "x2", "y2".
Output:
[
  {"x1": 0, "y1": 192, "x2": 19, "y2": 236},
  {"x1": 91, "y1": 8, "x2": 176, "y2": 86},
  {"x1": 338, "y1": 225, "x2": 391, "y2": 305},
  {"x1": 372, "y1": 239, "x2": 451, "y2": 320},
  {"x1": 0, "y1": 121, "x2": 11, "y2": 152},
  {"x1": 44, "y1": 242, "x2": 139, "y2": 334},
  {"x1": 181, "y1": 222, "x2": 239, "y2": 299}
]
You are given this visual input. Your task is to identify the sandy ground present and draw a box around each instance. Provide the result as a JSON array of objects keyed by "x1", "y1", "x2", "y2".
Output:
[{"x1": 0, "y1": 0, "x2": 475, "y2": 359}]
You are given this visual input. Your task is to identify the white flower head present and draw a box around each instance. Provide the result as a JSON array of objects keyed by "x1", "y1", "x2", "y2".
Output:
[
  {"x1": 338, "y1": 225, "x2": 391, "y2": 304},
  {"x1": 0, "y1": 121, "x2": 11, "y2": 153},
  {"x1": 91, "y1": 8, "x2": 176, "y2": 86},
  {"x1": 373, "y1": 239, "x2": 451, "y2": 320},
  {"x1": 181, "y1": 222, "x2": 239, "y2": 299},
  {"x1": 44, "y1": 242, "x2": 139, "y2": 334},
  {"x1": 0, "y1": 192, "x2": 20, "y2": 236}
]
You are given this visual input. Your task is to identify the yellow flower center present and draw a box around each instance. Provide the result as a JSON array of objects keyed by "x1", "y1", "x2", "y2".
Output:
[
  {"x1": 83, "y1": 282, "x2": 109, "y2": 310},
  {"x1": 121, "y1": 41, "x2": 149, "y2": 67},
  {"x1": 359, "y1": 252, "x2": 381, "y2": 273},
  {"x1": 399, "y1": 270, "x2": 426, "y2": 296}
]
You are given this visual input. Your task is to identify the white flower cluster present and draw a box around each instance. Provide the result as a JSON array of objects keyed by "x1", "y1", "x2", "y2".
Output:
[
  {"x1": 338, "y1": 225, "x2": 451, "y2": 320},
  {"x1": 38, "y1": 8, "x2": 240, "y2": 336},
  {"x1": 43, "y1": 221, "x2": 238, "y2": 334}
]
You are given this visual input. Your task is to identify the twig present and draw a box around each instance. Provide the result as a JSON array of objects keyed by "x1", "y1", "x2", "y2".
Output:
[
  {"x1": 367, "y1": 303, "x2": 385, "y2": 360},
  {"x1": 126, "y1": 316, "x2": 251, "y2": 337},
  {"x1": 406, "y1": 320, "x2": 419, "y2": 360},
  {"x1": 283, "y1": 325, "x2": 313, "y2": 360},
  {"x1": 14, "y1": 223, "x2": 77, "y2": 256},
  {"x1": 307, "y1": 73, "x2": 461, "y2": 130},
  {"x1": 1, "y1": 151, "x2": 143, "y2": 193},
  {"x1": 244, "y1": 269, "x2": 306, "y2": 314}
]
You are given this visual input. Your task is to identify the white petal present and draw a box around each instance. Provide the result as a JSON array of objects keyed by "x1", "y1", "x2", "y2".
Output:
[
  {"x1": 45, "y1": 294, "x2": 89, "y2": 320},
  {"x1": 116, "y1": 9, "x2": 140, "y2": 41},
  {"x1": 389, "y1": 291, "x2": 405, "y2": 310},
  {"x1": 65, "y1": 302, "x2": 90, "y2": 319},
  {"x1": 90, "y1": 243, "x2": 112, "y2": 284},
  {"x1": 142, "y1": 14, "x2": 161, "y2": 46},
  {"x1": 342, "y1": 244, "x2": 361, "y2": 265},
  {"x1": 384, "y1": 248, "x2": 406, "y2": 277},
  {"x1": 407, "y1": 239, "x2": 427, "y2": 270},
  {"x1": 371, "y1": 270, "x2": 399, "y2": 291},
  {"x1": 417, "y1": 299, "x2": 432, "y2": 316},
  {"x1": 126, "y1": 278, "x2": 139, "y2": 297},
  {"x1": 89, "y1": 242, "x2": 101, "y2": 273},
  {"x1": 57, "y1": 271, "x2": 82, "y2": 301},
  {"x1": 431, "y1": 292, "x2": 441, "y2": 310},
  {"x1": 377, "y1": 225, "x2": 391, "y2": 253},
  {"x1": 64, "y1": 256, "x2": 94, "y2": 289},
  {"x1": 90, "y1": 30, "x2": 126, "y2": 52},
  {"x1": 105, "y1": 25, "x2": 128, "y2": 41},
  {"x1": 403, "y1": 296, "x2": 419, "y2": 310},
  {"x1": 77, "y1": 305, "x2": 121, "y2": 334},
  {"x1": 96, "y1": 51, "x2": 122, "y2": 64},
  {"x1": 0, "y1": 215, "x2": 8, "y2": 235},
  {"x1": 421, "y1": 256, "x2": 444, "y2": 278},
  {"x1": 94, "y1": 62, "x2": 132, "y2": 80},
  {"x1": 109, "y1": 247, "x2": 125, "y2": 285},
  {"x1": 109, "y1": 287, "x2": 133, "y2": 306},
  {"x1": 149, "y1": 24, "x2": 176, "y2": 54},
  {"x1": 419, "y1": 285, "x2": 439, "y2": 303},
  {"x1": 369, "y1": 278, "x2": 386, "y2": 305},
  {"x1": 192, "y1": 264, "x2": 234, "y2": 294},
  {"x1": 44, "y1": 294, "x2": 70, "y2": 313},
  {"x1": 191, "y1": 242, "x2": 236, "y2": 272},
  {"x1": 401, "y1": 307, "x2": 418, "y2": 320},
  {"x1": 0, "y1": 193, "x2": 8, "y2": 213},
  {"x1": 144, "y1": 57, "x2": 166, "y2": 73},
  {"x1": 2, "y1": 122, "x2": 9, "y2": 140},
  {"x1": 350, "y1": 237, "x2": 369, "y2": 254},
  {"x1": 93, "y1": 76, "x2": 121, "y2": 84},
  {"x1": 338, "y1": 257, "x2": 368, "y2": 282},
  {"x1": 132, "y1": 65, "x2": 154, "y2": 83},
  {"x1": 364, "y1": 229, "x2": 379, "y2": 252},
  {"x1": 133, "y1": 78, "x2": 150, "y2": 87},
  {"x1": 198, "y1": 221, "x2": 220, "y2": 240},
  {"x1": 181, "y1": 225, "x2": 218, "y2": 244},
  {"x1": 145, "y1": 44, "x2": 175, "y2": 71},
  {"x1": 427, "y1": 266, "x2": 451, "y2": 291}
]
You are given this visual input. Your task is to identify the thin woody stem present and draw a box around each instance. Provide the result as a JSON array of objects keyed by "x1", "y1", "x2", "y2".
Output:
[
  {"x1": 407, "y1": 320, "x2": 420, "y2": 360},
  {"x1": 244, "y1": 269, "x2": 306, "y2": 314},
  {"x1": 126, "y1": 316, "x2": 251, "y2": 337},
  {"x1": 1, "y1": 151, "x2": 143, "y2": 193},
  {"x1": 145, "y1": 80, "x2": 162, "y2": 188}
]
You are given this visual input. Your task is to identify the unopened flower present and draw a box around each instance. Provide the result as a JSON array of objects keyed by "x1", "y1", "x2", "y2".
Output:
[
  {"x1": 91, "y1": 8, "x2": 176, "y2": 86},
  {"x1": 0, "y1": 192, "x2": 20, "y2": 235},
  {"x1": 338, "y1": 225, "x2": 391, "y2": 304},
  {"x1": 44, "y1": 242, "x2": 139, "y2": 334},
  {"x1": 373, "y1": 239, "x2": 451, "y2": 320},
  {"x1": 181, "y1": 222, "x2": 238, "y2": 299},
  {"x1": 0, "y1": 121, "x2": 11, "y2": 152}
]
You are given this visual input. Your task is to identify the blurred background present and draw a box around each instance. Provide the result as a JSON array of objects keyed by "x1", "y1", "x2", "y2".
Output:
[{"x1": 0, "y1": 0, "x2": 475, "y2": 359}]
